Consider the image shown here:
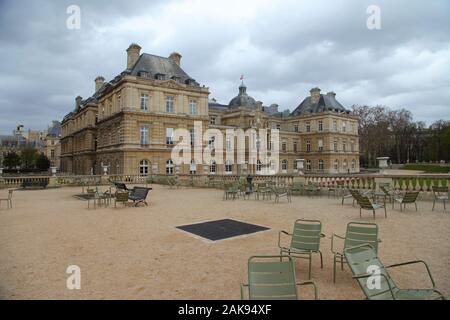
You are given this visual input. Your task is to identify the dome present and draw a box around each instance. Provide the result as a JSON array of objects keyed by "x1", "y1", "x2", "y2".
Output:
[{"x1": 228, "y1": 83, "x2": 257, "y2": 108}]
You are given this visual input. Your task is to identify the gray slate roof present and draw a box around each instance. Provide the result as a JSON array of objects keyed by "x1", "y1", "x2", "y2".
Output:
[
  {"x1": 130, "y1": 53, "x2": 197, "y2": 85},
  {"x1": 291, "y1": 93, "x2": 349, "y2": 116}
]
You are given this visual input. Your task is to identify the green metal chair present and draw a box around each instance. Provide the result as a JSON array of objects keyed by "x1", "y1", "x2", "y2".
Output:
[
  {"x1": 0, "y1": 189, "x2": 13, "y2": 209},
  {"x1": 223, "y1": 183, "x2": 239, "y2": 200},
  {"x1": 87, "y1": 188, "x2": 109, "y2": 209},
  {"x1": 278, "y1": 219, "x2": 325, "y2": 279},
  {"x1": 342, "y1": 189, "x2": 362, "y2": 206},
  {"x1": 331, "y1": 222, "x2": 380, "y2": 283},
  {"x1": 290, "y1": 182, "x2": 304, "y2": 196},
  {"x1": 114, "y1": 191, "x2": 129, "y2": 208},
  {"x1": 241, "y1": 256, "x2": 318, "y2": 300},
  {"x1": 344, "y1": 244, "x2": 446, "y2": 300},
  {"x1": 305, "y1": 182, "x2": 321, "y2": 197},
  {"x1": 432, "y1": 186, "x2": 449, "y2": 211},
  {"x1": 271, "y1": 186, "x2": 291, "y2": 203},
  {"x1": 358, "y1": 195, "x2": 387, "y2": 219},
  {"x1": 393, "y1": 191, "x2": 420, "y2": 211}
]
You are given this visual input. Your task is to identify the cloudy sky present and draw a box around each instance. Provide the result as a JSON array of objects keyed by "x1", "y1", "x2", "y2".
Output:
[{"x1": 0, "y1": 0, "x2": 449, "y2": 134}]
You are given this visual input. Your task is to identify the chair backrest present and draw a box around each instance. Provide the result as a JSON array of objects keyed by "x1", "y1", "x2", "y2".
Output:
[
  {"x1": 344, "y1": 222, "x2": 379, "y2": 253},
  {"x1": 432, "y1": 186, "x2": 448, "y2": 195},
  {"x1": 132, "y1": 187, "x2": 150, "y2": 199},
  {"x1": 247, "y1": 256, "x2": 298, "y2": 300},
  {"x1": 402, "y1": 191, "x2": 419, "y2": 203},
  {"x1": 358, "y1": 195, "x2": 375, "y2": 210},
  {"x1": 115, "y1": 192, "x2": 129, "y2": 202},
  {"x1": 379, "y1": 185, "x2": 392, "y2": 196},
  {"x1": 8, "y1": 190, "x2": 14, "y2": 199},
  {"x1": 290, "y1": 219, "x2": 322, "y2": 251},
  {"x1": 344, "y1": 244, "x2": 397, "y2": 300},
  {"x1": 114, "y1": 182, "x2": 128, "y2": 191},
  {"x1": 349, "y1": 189, "x2": 362, "y2": 202}
]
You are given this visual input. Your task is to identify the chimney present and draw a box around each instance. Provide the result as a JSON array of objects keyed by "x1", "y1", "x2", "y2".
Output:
[
  {"x1": 169, "y1": 52, "x2": 182, "y2": 66},
  {"x1": 75, "y1": 96, "x2": 82, "y2": 110},
  {"x1": 327, "y1": 91, "x2": 336, "y2": 98},
  {"x1": 95, "y1": 76, "x2": 105, "y2": 92},
  {"x1": 126, "y1": 43, "x2": 142, "y2": 70},
  {"x1": 310, "y1": 87, "x2": 321, "y2": 103}
]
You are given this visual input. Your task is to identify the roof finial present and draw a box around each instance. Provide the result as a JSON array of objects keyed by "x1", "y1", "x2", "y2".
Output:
[{"x1": 240, "y1": 74, "x2": 244, "y2": 86}]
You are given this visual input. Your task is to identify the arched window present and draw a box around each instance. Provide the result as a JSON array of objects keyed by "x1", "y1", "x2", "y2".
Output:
[
  {"x1": 210, "y1": 160, "x2": 217, "y2": 174},
  {"x1": 318, "y1": 159, "x2": 324, "y2": 172},
  {"x1": 256, "y1": 160, "x2": 262, "y2": 174},
  {"x1": 351, "y1": 159, "x2": 356, "y2": 171},
  {"x1": 166, "y1": 159, "x2": 174, "y2": 175},
  {"x1": 334, "y1": 159, "x2": 339, "y2": 171},
  {"x1": 281, "y1": 159, "x2": 288, "y2": 172},
  {"x1": 139, "y1": 160, "x2": 149, "y2": 175},
  {"x1": 343, "y1": 159, "x2": 348, "y2": 169},
  {"x1": 190, "y1": 159, "x2": 196, "y2": 175},
  {"x1": 225, "y1": 160, "x2": 233, "y2": 174}
]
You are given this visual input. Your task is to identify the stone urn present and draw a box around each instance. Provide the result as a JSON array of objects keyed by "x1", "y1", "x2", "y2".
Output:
[
  {"x1": 296, "y1": 159, "x2": 305, "y2": 175},
  {"x1": 50, "y1": 166, "x2": 57, "y2": 177}
]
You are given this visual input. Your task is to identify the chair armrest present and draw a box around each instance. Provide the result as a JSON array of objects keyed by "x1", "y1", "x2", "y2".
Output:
[
  {"x1": 278, "y1": 230, "x2": 292, "y2": 248},
  {"x1": 297, "y1": 281, "x2": 318, "y2": 300},
  {"x1": 385, "y1": 260, "x2": 436, "y2": 289},
  {"x1": 331, "y1": 233, "x2": 345, "y2": 255},
  {"x1": 352, "y1": 272, "x2": 396, "y2": 299},
  {"x1": 240, "y1": 283, "x2": 248, "y2": 300}
]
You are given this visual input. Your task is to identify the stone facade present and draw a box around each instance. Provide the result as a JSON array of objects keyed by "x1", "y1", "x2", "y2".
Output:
[{"x1": 60, "y1": 44, "x2": 359, "y2": 175}]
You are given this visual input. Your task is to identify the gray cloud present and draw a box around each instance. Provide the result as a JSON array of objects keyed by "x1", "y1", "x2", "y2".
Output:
[{"x1": 0, "y1": 0, "x2": 449, "y2": 134}]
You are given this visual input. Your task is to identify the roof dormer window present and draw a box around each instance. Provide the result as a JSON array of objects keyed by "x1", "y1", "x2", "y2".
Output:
[{"x1": 155, "y1": 73, "x2": 165, "y2": 80}]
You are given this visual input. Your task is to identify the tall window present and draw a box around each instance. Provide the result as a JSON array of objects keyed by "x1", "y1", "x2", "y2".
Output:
[
  {"x1": 343, "y1": 159, "x2": 348, "y2": 170},
  {"x1": 318, "y1": 139, "x2": 323, "y2": 152},
  {"x1": 334, "y1": 159, "x2": 339, "y2": 171},
  {"x1": 166, "y1": 96, "x2": 174, "y2": 113},
  {"x1": 140, "y1": 94, "x2": 149, "y2": 111},
  {"x1": 318, "y1": 160, "x2": 324, "y2": 171},
  {"x1": 318, "y1": 120, "x2": 323, "y2": 131},
  {"x1": 208, "y1": 135, "x2": 215, "y2": 149},
  {"x1": 166, "y1": 159, "x2": 174, "y2": 175},
  {"x1": 225, "y1": 161, "x2": 233, "y2": 174},
  {"x1": 190, "y1": 159, "x2": 196, "y2": 174},
  {"x1": 210, "y1": 160, "x2": 216, "y2": 174},
  {"x1": 210, "y1": 116, "x2": 216, "y2": 125},
  {"x1": 351, "y1": 159, "x2": 356, "y2": 171},
  {"x1": 281, "y1": 160, "x2": 288, "y2": 172},
  {"x1": 306, "y1": 122, "x2": 311, "y2": 132},
  {"x1": 276, "y1": 124, "x2": 281, "y2": 131},
  {"x1": 306, "y1": 160, "x2": 312, "y2": 172},
  {"x1": 333, "y1": 120, "x2": 337, "y2": 131},
  {"x1": 342, "y1": 121, "x2": 346, "y2": 132},
  {"x1": 343, "y1": 140, "x2": 347, "y2": 152},
  {"x1": 139, "y1": 160, "x2": 149, "y2": 175},
  {"x1": 351, "y1": 140, "x2": 355, "y2": 152},
  {"x1": 306, "y1": 140, "x2": 311, "y2": 152},
  {"x1": 189, "y1": 99, "x2": 197, "y2": 115},
  {"x1": 166, "y1": 128, "x2": 173, "y2": 145},
  {"x1": 293, "y1": 141, "x2": 297, "y2": 152},
  {"x1": 282, "y1": 142, "x2": 287, "y2": 152},
  {"x1": 226, "y1": 137, "x2": 232, "y2": 151},
  {"x1": 294, "y1": 123, "x2": 299, "y2": 132},
  {"x1": 50, "y1": 149, "x2": 55, "y2": 158},
  {"x1": 334, "y1": 140, "x2": 338, "y2": 152},
  {"x1": 256, "y1": 160, "x2": 262, "y2": 174},
  {"x1": 140, "y1": 126, "x2": 148, "y2": 145}
]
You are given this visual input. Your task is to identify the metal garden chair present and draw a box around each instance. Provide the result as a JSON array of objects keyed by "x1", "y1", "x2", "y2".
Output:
[
  {"x1": 432, "y1": 186, "x2": 449, "y2": 211},
  {"x1": 271, "y1": 186, "x2": 291, "y2": 203},
  {"x1": 278, "y1": 219, "x2": 325, "y2": 279},
  {"x1": 0, "y1": 189, "x2": 13, "y2": 209},
  {"x1": 358, "y1": 195, "x2": 387, "y2": 219},
  {"x1": 393, "y1": 191, "x2": 420, "y2": 211},
  {"x1": 114, "y1": 191, "x2": 129, "y2": 208},
  {"x1": 223, "y1": 183, "x2": 239, "y2": 200},
  {"x1": 240, "y1": 255, "x2": 318, "y2": 300},
  {"x1": 128, "y1": 187, "x2": 151, "y2": 206},
  {"x1": 331, "y1": 222, "x2": 380, "y2": 283},
  {"x1": 344, "y1": 244, "x2": 446, "y2": 300}
]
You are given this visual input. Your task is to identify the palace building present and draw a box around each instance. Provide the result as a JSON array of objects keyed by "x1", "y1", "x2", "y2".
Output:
[{"x1": 60, "y1": 43, "x2": 359, "y2": 175}]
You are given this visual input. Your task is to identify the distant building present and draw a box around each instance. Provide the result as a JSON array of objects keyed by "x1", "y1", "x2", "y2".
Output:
[
  {"x1": 43, "y1": 121, "x2": 61, "y2": 168},
  {"x1": 60, "y1": 43, "x2": 359, "y2": 175}
]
